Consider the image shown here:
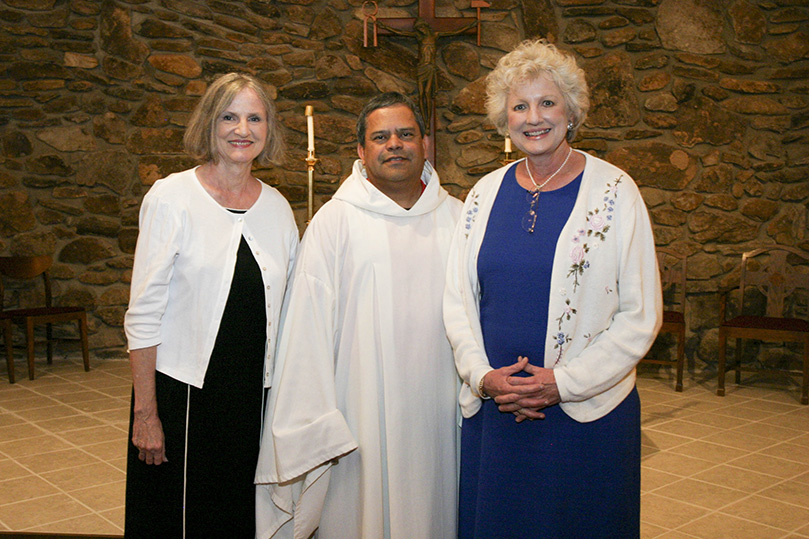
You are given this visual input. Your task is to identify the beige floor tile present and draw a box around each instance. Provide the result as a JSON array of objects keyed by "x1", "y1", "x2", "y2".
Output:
[
  {"x1": 74, "y1": 376, "x2": 131, "y2": 391},
  {"x1": 641, "y1": 492, "x2": 711, "y2": 529},
  {"x1": 0, "y1": 422, "x2": 45, "y2": 442},
  {"x1": 734, "y1": 398, "x2": 802, "y2": 414},
  {"x1": 93, "y1": 407, "x2": 131, "y2": 425},
  {"x1": 41, "y1": 461, "x2": 125, "y2": 492},
  {"x1": 691, "y1": 464, "x2": 782, "y2": 493},
  {"x1": 0, "y1": 459, "x2": 31, "y2": 481},
  {"x1": 667, "y1": 440, "x2": 749, "y2": 464},
  {"x1": 14, "y1": 448, "x2": 103, "y2": 474},
  {"x1": 81, "y1": 439, "x2": 128, "y2": 461},
  {"x1": 26, "y1": 512, "x2": 123, "y2": 535},
  {"x1": 669, "y1": 398, "x2": 729, "y2": 414},
  {"x1": 700, "y1": 429, "x2": 778, "y2": 452},
  {"x1": 640, "y1": 388, "x2": 688, "y2": 405},
  {"x1": 759, "y1": 441, "x2": 809, "y2": 465},
  {"x1": 0, "y1": 433, "x2": 73, "y2": 456},
  {"x1": 643, "y1": 429, "x2": 695, "y2": 450},
  {"x1": 99, "y1": 506, "x2": 125, "y2": 532},
  {"x1": 652, "y1": 478, "x2": 749, "y2": 510},
  {"x1": 711, "y1": 404, "x2": 781, "y2": 421},
  {"x1": 96, "y1": 385, "x2": 132, "y2": 398},
  {"x1": 642, "y1": 467, "x2": 684, "y2": 492},
  {"x1": 654, "y1": 532, "x2": 703, "y2": 539},
  {"x1": 49, "y1": 390, "x2": 111, "y2": 405},
  {"x1": 642, "y1": 402, "x2": 703, "y2": 420},
  {"x1": 0, "y1": 413, "x2": 25, "y2": 427},
  {"x1": 766, "y1": 412, "x2": 809, "y2": 432},
  {"x1": 14, "y1": 404, "x2": 83, "y2": 423},
  {"x1": 70, "y1": 481, "x2": 125, "y2": 512},
  {"x1": 728, "y1": 453, "x2": 809, "y2": 479},
  {"x1": 677, "y1": 512, "x2": 787, "y2": 539},
  {"x1": 108, "y1": 457, "x2": 127, "y2": 473},
  {"x1": 675, "y1": 411, "x2": 747, "y2": 430},
  {"x1": 57, "y1": 425, "x2": 126, "y2": 447},
  {"x1": 642, "y1": 451, "x2": 716, "y2": 477},
  {"x1": 0, "y1": 394, "x2": 59, "y2": 412},
  {"x1": 794, "y1": 471, "x2": 809, "y2": 486},
  {"x1": 795, "y1": 522, "x2": 809, "y2": 536},
  {"x1": 642, "y1": 413, "x2": 677, "y2": 428},
  {"x1": 0, "y1": 385, "x2": 29, "y2": 401},
  {"x1": 24, "y1": 381, "x2": 88, "y2": 397},
  {"x1": 644, "y1": 419, "x2": 721, "y2": 440},
  {"x1": 0, "y1": 475, "x2": 60, "y2": 504},
  {"x1": 642, "y1": 445, "x2": 662, "y2": 459},
  {"x1": 758, "y1": 480, "x2": 809, "y2": 509},
  {"x1": 69, "y1": 397, "x2": 129, "y2": 414},
  {"x1": 722, "y1": 495, "x2": 809, "y2": 530},
  {"x1": 640, "y1": 519, "x2": 669, "y2": 539},
  {"x1": 37, "y1": 414, "x2": 105, "y2": 433},
  {"x1": 0, "y1": 493, "x2": 91, "y2": 530},
  {"x1": 727, "y1": 421, "x2": 805, "y2": 442}
]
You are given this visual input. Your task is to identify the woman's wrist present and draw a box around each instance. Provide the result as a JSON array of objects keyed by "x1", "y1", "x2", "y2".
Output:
[{"x1": 477, "y1": 373, "x2": 491, "y2": 400}]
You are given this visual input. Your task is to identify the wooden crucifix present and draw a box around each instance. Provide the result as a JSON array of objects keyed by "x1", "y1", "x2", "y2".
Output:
[{"x1": 364, "y1": 0, "x2": 489, "y2": 165}]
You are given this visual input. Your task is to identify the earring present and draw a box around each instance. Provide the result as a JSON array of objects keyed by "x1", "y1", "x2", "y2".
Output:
[{"x1": 567, "y1": 121, "x2": 573, "y2": 130}]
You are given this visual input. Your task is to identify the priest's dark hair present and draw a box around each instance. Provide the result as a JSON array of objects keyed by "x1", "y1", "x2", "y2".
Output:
[{"x1": 356, "y1": 92, "x2": 427, "y2": 146}]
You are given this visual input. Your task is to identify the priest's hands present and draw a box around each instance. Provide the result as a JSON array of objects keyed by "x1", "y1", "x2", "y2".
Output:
[{"x1": 480, "y1": 356, "x2": 560, "y2": 423}]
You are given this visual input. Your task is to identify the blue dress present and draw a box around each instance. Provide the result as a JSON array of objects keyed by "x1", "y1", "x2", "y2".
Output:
[{"x1": 458, "y1": 163, "x2": 640, "y2": 539}]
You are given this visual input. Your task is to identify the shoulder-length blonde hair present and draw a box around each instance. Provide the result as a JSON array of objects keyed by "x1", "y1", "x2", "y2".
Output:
[
  {"x1": 184, "y1": 72, "x2": 285, "y2": 166},
  {"x1": 486, "y1": 39, "x2": 589, "y2": 142}
]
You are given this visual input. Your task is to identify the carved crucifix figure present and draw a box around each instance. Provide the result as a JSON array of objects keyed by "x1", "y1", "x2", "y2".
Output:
[
  {"x1": 366, "y1": 0, "x2": 488, "y2": 159},
  {"x1": 378, "y1": 17, "x2": 477, "y2": 134}
]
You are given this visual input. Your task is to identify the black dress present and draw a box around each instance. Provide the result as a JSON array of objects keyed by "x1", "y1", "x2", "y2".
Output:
[{"x1": 125, "y1": 235, "x2": 266, "y2": 538}]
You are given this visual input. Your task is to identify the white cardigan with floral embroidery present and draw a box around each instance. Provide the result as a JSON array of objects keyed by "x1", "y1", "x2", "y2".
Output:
[{"x1": 443, "y1": 150, "x2": 662, "y2": 423}]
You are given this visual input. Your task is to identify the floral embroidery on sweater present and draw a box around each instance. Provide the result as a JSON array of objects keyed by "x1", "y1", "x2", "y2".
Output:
[
  {"x1": 463, "y1": 190, "x2": 480, "y2": 238},
  {"x1": 553, "y1": 175, "x2": 623, "y2": 364}
]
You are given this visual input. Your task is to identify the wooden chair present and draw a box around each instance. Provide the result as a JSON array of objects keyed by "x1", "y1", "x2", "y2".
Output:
[
  {"x1": 0, "y1": 255, "x2": 90, "y2": 383},
  {"x1": 717, "y1": 246, "x2": 809, "y2": 405},
  {"x1": 641, "y1": 247, "x2": 687, "y2": 391}
]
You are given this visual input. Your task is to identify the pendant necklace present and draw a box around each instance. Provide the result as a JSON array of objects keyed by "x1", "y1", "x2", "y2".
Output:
[{"x1": 521, "y1": 147, "x2": 573, "y2": 233}]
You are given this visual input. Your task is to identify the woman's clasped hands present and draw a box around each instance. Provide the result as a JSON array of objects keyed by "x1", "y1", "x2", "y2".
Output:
[{"x1": 481, "y1": 356, "x2": 561, "y2": 423}]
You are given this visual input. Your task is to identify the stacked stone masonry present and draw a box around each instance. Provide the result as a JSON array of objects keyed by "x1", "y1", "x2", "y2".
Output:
[{"x1": 0, "y1": 0, "x2": 807, "y2": 370}]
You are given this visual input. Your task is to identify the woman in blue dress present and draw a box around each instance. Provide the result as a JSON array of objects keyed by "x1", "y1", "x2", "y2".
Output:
[{"x1": 444, "y1": 40, "x2": 662, "y2": 539}]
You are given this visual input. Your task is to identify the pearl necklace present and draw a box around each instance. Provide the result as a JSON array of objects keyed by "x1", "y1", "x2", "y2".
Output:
[{"x1": 524, "y1": 146, "x2": 573, "y2": 193}]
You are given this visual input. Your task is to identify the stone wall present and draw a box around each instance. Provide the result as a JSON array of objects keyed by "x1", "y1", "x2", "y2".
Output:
[{"x1": 0, "y1": 0, "x2": 807, "y2": 368}]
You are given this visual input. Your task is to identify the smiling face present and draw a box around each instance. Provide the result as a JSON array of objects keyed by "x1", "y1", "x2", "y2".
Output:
[
  {"x1": 357, "y1": 103, "x2": 427, "y2": 192},
  {"x1": 506, "y1": 73, "x2": 572, "y2": 159},
  {"x1": 213, "y1": 87, "x2": 268, "y2": 166}
]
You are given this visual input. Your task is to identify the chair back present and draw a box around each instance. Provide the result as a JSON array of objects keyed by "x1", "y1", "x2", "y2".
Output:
[
  {"x1": 0, "y1": 255, "x2": 54, "y2": 311},
  {"x1": 739, "y1": 246, "x2": 809, "y2": 319},
  {"x1": 656, "y1": 247, "x2": 687, "y2": 314}
]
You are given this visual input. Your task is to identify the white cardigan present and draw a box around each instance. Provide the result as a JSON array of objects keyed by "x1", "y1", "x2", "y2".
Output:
[
  {"x1": 124, "y1": 167, "x2": 298, "y2": 389},
  {"x1": 443, "y1": 151, "x2": 662, "y2": 423}
]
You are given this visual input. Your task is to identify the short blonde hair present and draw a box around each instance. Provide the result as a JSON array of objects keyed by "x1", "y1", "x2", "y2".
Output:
[
  {"x1": 486, "y1": 39, "x2": 589, "y2": 142},
  {"x1": 184, "y1": 72, "x2": 284, "y2": 166}
]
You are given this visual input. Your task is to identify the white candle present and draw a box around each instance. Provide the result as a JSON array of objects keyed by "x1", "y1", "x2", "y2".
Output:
[
  {"x1": 504, "y1": 135, "x2": 512, "y2": 153},
  {"x1": 305, "y1": 105, "x2": 315, "y2": 152}
]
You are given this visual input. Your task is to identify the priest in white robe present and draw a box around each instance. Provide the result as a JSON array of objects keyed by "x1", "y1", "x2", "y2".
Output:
[{"x1": 255, "y1": 92, "x2": 462, "y2": 539}]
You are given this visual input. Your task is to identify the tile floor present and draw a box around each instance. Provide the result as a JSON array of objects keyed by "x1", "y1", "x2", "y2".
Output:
[{"x1": 1, "y1": 357, "x2": 808, "y2": 537}]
